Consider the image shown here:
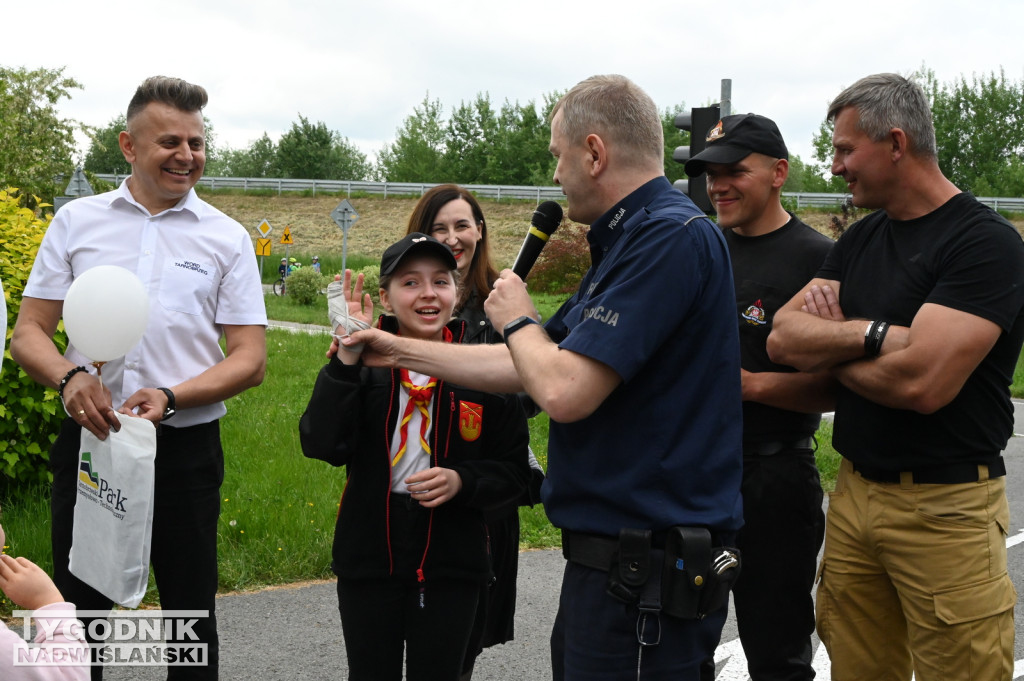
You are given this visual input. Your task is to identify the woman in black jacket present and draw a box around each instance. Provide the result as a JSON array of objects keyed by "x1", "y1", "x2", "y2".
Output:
[
  {"x1": 406, "y1": 186, "x2": 548, "y2": 679},
  {"x1": 300, "y1": 234, "x2": 530, "y2": 681}
]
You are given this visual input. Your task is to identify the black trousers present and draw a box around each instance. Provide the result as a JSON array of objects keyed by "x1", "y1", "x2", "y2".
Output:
[
  {"x1": 50, "y1": 418, "x2": 223, "y2": 681},
  {"x1": 551, "y1": 560, "x2": 728, "y2": 681},
  {"x1": 337, "y1": 577, "x2": 479, "y2": 681},
  {"x1": 732, "y1": 449, "x2": 825, "y2": 681}
]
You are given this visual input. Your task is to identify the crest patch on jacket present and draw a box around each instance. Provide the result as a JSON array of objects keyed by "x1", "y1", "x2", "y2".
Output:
[{"x1": 459, "y1": 401, "x2": 483, "y2": 442}]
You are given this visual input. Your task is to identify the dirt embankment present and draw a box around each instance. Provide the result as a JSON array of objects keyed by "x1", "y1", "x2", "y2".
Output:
[
  {"x1": 203, "y1": 192, "x2": 1024, "y2": 267},
  {"x1": 204, "y1": 193, "x2": 555, "y2": 269}
]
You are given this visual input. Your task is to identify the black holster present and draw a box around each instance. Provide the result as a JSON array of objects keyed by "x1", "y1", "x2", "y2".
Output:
[
  {"x1": 604, "y1": 527, "x2": 742, "y2": 621},
  {"x1": 661, "y1": 527, "x2": 741, "y2": 620}
]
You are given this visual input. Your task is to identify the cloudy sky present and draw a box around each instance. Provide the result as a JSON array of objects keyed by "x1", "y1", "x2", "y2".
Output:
[{"x1": 6, "y1": 0, "x2": 1021, "y2": 174}]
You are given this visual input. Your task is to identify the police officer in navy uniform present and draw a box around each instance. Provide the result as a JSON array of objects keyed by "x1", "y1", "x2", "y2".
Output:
[{"x1": 346, "y1": 74, "x2": 744, "y2": 681}]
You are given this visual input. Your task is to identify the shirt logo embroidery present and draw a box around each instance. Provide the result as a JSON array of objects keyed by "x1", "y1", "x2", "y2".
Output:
[
  {"x1": 741, "y1": 299, "x2": 767, "y2": 325},
  {"x1": 459, "y1": 401, "x2": 483, "y2": 442}
]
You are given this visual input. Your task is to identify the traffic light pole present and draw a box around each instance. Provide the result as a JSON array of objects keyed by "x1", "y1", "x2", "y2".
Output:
[{"x1": 671, "y1": 78, "x2": 732, "y2": 215}]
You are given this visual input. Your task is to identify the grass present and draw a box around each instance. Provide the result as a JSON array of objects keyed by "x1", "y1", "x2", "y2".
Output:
[
  {"x1": 815, "y1": 420, "x2": 841, "y2": 492},
  {"x1": 263, "y1": 292, "x2": 332, "y2": 326},
  {"x1": 259, "y1": 252, "x2": 377, "y2": 285},
  {"x1": 1014, "y1": 349, "x2": 1024, "y2": 399}
]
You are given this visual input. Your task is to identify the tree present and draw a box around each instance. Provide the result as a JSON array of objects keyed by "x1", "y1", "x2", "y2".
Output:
[
  {"x1": 83, "y1": 114, "x2": 130, "y2": 175},
  {"x1": 662, "y1": 103, "x2": 689, "y2": 184},
  {"x1": 482, "y1": 99, "x2": 552, "y2": 186},
  {"x1": 0, "y1": 66, "x2": 83, "y2": 206},
  {"x1": 925, "y1": 67, "x2": 1024, "y2": 196},
  {"x1": 209, "y1": 133, "x2": 280, "y2": 178},
  {"x1": 440, "y1": 94, "x2": 497, "y2": 184},
  {"x1": 277, "y1": 115, "x2": 369, "y2": 180},
  {"x1": 375, "y1": 95, "x2": 446, "y2": 182}
]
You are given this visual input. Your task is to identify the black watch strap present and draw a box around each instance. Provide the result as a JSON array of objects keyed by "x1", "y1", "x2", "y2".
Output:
[
  {"x1": 503, "y1": 316, "x2": 539, "y2": 346},
  {"x1": 157, "y1": 387, "x2": 176, "y2": 421}
]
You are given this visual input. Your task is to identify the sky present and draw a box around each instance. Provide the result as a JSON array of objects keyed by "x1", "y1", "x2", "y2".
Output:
[{"x1": 6, "y1": 0, "x2": 1022, "y2": 175}]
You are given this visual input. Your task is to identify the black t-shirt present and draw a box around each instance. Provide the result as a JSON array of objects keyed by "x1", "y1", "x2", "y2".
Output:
[
  {"x1": 818, "y1": 193, "x2": 1024, "y2": 468},
  {"x1": 726, "y1": 214, "x2": 834, "y2": 443}
]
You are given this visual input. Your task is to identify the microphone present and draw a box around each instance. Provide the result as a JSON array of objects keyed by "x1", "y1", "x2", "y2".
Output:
[{"x1": 512, "y1": 201, "x2": 563, "y2": 280}]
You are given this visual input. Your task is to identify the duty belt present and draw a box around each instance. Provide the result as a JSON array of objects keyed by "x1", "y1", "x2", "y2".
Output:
[
  {"x1": 562, "y1": 531, "x2": 621, "y2": 571},
  {"x1": 743, "y1": 436, "x2": 815, "y2": 456}
]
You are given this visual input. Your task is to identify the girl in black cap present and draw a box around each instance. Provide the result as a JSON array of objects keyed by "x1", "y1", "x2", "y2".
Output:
[
  {"x1": 299, "y1": 234, "x2": 530, "y2": 681},
  {"x1": 405, "y1": 186, "x2": 545, "y2": 680}
]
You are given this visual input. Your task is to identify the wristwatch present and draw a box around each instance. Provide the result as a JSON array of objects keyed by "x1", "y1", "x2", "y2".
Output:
[
  {"x1": 503, "y1": 315, "x2": 539, "y2": 346},
  {"x1": 157, "y1": 387, "x2": 176, "y2": 421}
]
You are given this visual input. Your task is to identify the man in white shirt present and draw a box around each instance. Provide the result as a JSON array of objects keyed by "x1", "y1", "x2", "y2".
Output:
[{"x1": 11, "y1": 76, "x2": 267, "y2": 680}]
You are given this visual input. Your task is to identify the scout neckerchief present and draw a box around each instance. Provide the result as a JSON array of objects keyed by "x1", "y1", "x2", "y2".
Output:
[{"x1": 392, "y1": 326, "x2": 453, "y2": 467}]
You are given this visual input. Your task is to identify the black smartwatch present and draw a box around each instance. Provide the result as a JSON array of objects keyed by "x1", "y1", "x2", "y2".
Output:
[
  {"x1": 503, "y1": 315, "x2": 539, "y2": 346},
  {"x1": 157, "y1": 387, "x2": 176, "y2": 421}
]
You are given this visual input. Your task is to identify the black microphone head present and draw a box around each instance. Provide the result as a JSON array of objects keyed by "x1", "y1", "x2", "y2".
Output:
[{"x1": 531, "y1": 201, "x2": 563, "y2": 236}]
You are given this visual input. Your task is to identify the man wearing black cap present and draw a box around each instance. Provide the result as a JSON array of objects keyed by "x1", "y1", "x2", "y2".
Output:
[{"x1": 685, "y1": 113, "x2": 834, "y2": 681}]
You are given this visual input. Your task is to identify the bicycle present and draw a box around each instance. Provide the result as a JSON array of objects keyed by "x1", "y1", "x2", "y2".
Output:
[{"x1": 273, "y1": 277, "x2": 286, "y2": 296}]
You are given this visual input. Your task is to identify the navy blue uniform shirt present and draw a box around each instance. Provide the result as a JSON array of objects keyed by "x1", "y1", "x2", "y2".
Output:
[{"x1": 542, "y1": 177, "x2": 744, "y2": 535}]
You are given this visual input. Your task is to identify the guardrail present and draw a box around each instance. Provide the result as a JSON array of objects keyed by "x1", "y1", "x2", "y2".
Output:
[
  {"x1": 781, "y1": 192, "x2": 1024, "y2": 213},
  {"x1": 95, "y1": 175, "x2": 565, "y2": 202},
  {"x1": 94, "y1": 174, "x2": 1024, "y2": 213}
]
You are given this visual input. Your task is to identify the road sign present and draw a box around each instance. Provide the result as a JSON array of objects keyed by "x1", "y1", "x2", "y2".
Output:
[
  {"x1": 257, "y1": 219, "x2": 272, "y2": 237},
  {"x1": 256, "y1": 238, "x2": 271, "y2": 257},
  {"x1": 330, "y1": 199, "x2": 360, "y2": 233},
  {"x1": 330, "y1": 200, "x2": 361, "y2": 273},
  {"x1": 280, "y1": 226, "x2": 293, "y2": 245}
]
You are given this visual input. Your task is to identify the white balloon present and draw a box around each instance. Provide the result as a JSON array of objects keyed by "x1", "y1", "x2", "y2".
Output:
[{"x1": 63, "y1": 266, "x2": 149, "y2": 362}]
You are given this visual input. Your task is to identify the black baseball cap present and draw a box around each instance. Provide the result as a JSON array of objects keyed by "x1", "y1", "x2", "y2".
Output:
[
  {"x1": 379, "y1": 233, "x2": 457, "y2": 277},
  {"x1": 684, "y1": 113, "x2": 789, "y2": 177}
]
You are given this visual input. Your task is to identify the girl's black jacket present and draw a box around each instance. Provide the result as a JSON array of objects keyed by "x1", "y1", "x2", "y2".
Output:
[{"x1": 299, "y1": 315, "x2": 531, "y2": 585}]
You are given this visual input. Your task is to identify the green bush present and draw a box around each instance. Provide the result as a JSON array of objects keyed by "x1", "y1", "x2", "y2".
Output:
[
  {"x1": 285, "y1": 267, "x2": 326, "y2": 305},
  {"x1": 356, "y1": 265, "x2": 380, "y2": 306},
  {"x1": 528, "y1": 222, "x2": 590, "y2": 295},
  {"x1": 0, "y1": 188, "x2": 65, "y2": 494}
]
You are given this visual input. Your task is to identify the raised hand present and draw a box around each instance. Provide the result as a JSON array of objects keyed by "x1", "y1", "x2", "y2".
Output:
[{"x1": 327, "y1": 270, "x2": 374, "y2": 362}]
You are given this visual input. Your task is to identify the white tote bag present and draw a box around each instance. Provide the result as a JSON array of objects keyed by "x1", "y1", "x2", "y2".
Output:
[{"x1": 69, "y1": 416, "x2": 157, "y2": 608}]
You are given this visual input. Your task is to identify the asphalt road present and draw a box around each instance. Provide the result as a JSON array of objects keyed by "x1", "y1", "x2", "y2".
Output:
[{"x1": 14, "y1": 402, "x2": 1024, "y2": 680}]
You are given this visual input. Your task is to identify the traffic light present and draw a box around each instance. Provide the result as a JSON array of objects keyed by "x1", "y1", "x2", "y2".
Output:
[{"x1": 672, "y1": 104, "x2": 721, "y2": 215}]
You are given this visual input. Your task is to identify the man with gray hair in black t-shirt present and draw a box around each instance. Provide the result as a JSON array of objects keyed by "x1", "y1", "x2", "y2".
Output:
[
  {"x1": 685, "y1": 113, "x2": 834, "y2": 681},
  {"x1": 768, "y1": 73, "x2": 1024, "y2": 681}
]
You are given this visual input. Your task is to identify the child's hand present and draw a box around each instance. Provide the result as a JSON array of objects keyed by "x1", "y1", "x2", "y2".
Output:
[
  {"x1": 327, "y1": 271, "x2": 373, "y2": 362},
  {"x1": 0, "y1": 554, "x2": 64, "y2": 610},
  {"x1": 342, "y1": 270, "x2": 374, "y2": 328},
  {"x1": 405, "y1": 467, "x2": 463, "y2": 507}
]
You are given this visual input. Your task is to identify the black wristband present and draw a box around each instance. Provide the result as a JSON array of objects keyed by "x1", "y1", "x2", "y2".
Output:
[
  {"x1": 503, "y1": 315, "x2": 539, "y2": 346},
  {"x1": 864, "y1": 320, "x2": 890, "y2": 358},
  {"x1": 57, "y1": 366, "x2": 88, "y2": 399}
]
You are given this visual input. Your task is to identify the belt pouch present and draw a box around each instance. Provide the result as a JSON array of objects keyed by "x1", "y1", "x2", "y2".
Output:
[
  {"x1": 605, "y1": 529, "x2": 652, "y2": 604},
  {"x1": 661, "y1": 526, "x2": 711, "y2": 619}
]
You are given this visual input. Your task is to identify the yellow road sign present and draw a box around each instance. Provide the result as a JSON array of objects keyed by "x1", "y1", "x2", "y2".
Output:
[
  {"x1": 256, "y1": 238, "x2": 271, "y2": 256},
  {"x1": 280, "y1": 226, "x2": 293, "y2": 245}
]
